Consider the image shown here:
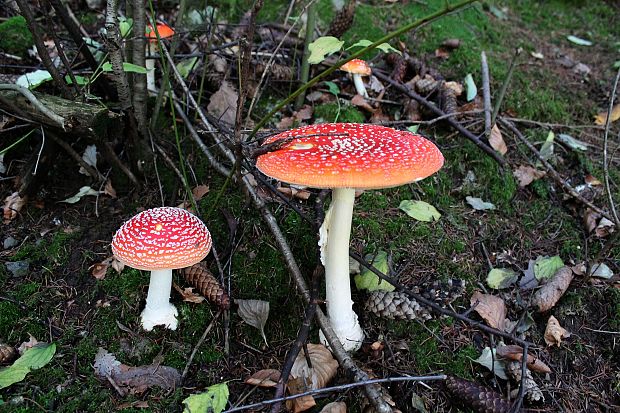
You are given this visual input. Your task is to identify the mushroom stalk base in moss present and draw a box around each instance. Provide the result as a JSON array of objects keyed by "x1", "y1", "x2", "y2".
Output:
[
  {"x1": 141, "y1": 269, "x2": 178, "y2": 330},
  {"x1": 318, "y1": 187, "x2": 364, "y2": 352}
]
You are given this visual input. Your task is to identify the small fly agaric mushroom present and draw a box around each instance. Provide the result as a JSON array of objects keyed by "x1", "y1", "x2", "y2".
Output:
[
  {"x1": 256, "y1": 123, "x2": 443, "y2": 351},
  {"x1": 111, "y1": 207, "x2": 211, "y2": 330},
  {"x1": 145, "y1": 23, "x2": 175, "y2": 91},
  {"x1": 340, "y1": 59, "x2": 371, "y2": 98}
]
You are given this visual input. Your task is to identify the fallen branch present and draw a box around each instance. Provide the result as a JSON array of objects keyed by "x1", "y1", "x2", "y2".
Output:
[
  {"x1": 373, "y1": 71, "x2": 506, "y2": 167},
  {"x1": 0, "y1": 85, "x2": 66, "y2": 128}
]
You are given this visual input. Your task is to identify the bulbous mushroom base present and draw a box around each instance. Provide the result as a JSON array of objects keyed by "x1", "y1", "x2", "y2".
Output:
[
  {"x1": 319, "y1": 320, "x2": 364, "y2": 352},
  {"x1": 141, "y1": 303, "x2": 178, "y2": 331}
]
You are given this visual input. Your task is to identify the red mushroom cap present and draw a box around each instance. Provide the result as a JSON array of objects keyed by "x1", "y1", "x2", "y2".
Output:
[
  {"x1": 111, "y1": 207, "x2": 211, "y2": 271},
  {"x1": 256, "y1": 123, "x2": 444, "y2": 189},
  {"x1": 340, "y1": 59, "x2": 371, "y2": 76},
  {"x1": 146, "y1": 23, "x2": 175, "y2": 41}
]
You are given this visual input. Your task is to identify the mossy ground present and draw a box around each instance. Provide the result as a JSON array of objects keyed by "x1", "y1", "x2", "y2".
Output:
[{"x1": 1, "y1": 0, "x2": 619, "y2": 411}]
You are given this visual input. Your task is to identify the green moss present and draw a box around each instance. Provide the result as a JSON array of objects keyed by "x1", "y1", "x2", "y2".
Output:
[
  {"x1": 313, "y1": 102, "x2": 365, "y2": 123},
  {"x1": 0, "y1": 16, "x2": 33, "y2": 57},
  {"x1": 0, "y1": 302, "x2": 19, "y2": 338}
]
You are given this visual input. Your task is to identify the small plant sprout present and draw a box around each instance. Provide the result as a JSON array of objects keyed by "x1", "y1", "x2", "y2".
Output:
[
  {"x1": 111, "y1": 207, "x2": 212, "y2": 330},
  {"x1": 340, "y1": 59, "x2": 371, "y2": 98},
  {"x1": 145, "y1": 23, "x2": 174, "y2": 91},
  {"x1": 256, "y1": 123, "x2": 444, "y2": 351}
]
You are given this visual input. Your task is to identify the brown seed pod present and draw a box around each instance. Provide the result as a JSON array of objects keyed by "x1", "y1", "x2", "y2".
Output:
[
  {"x1": 445, "y1": 376, "x2": 514, "y2": 413},
  {"x1": 182, "y1": 262, "x2": 230, "y2": 309}
]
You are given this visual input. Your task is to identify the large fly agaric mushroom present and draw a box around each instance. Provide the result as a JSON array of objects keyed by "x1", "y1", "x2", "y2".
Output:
[
  {"x1": 111, "y1": 207, "x2": 211, "y2": 330},
  {"x1": 256, "y1": 123, "x2": 443, "y2": 351},
  {"x1": 340, "y1": 59, "x2": 371, "y2": 98},
  {"x1": 145, "y1": 23, "x2": 175, "y2": 91}
]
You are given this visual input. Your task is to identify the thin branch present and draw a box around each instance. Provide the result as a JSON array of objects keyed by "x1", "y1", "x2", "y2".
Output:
[
  {"x1": 499, "y1": 118, "x2": 614, "y2": 222},
  {"x1": 0, "y1": 84, "x2": 65, "y2": 128},
  {"x1": 225, "y1": 375, "x2": 447, "y2": 413},
  {"x1": 374, "y1": 71, "x2": 506, "y2": 166},
  {"x1": 602, "y1": 67, "x2": 620, "y2": 225},
  {"x1": 491, "y1": 48, "x2": 521, "y2": 126},
  {"x1": 47, "y1": 132, "x2": 104, "y2": 181},
  {"x1": 132, "y1": 0, "x2": 148, "y2": 129},
  {"x1": 104, "y1": 0, "x2": 132, "y2": 109},
  {"x1": 481, "y1": 51, "x2": 492, "y2": 139}
]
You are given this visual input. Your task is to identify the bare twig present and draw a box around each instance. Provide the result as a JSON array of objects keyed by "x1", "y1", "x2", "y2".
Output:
[
  {"x1": 226, "y1": 375, "x2": 447, "y2": 413},
  {"x1": 602, "y1": 67, "x2": 620, "y2": 225},
  {"x1": 481, "y1": 51, "x2": 492, "y2": 139},
  {"x1": 499, "y1": 118, "x2": 614, "y2": 222},
  {"x1": 491, "y1": 48, "x2": 521, "y2": 126},
  {"x1": 0, "y1": 84, "x2": 65, "y2": 128},
  {"x1": 374, "y1": 71, "x2": 506, "y2": 166},
  {"x1": 14, "y1": 0, "x2": 73, "y2": 99}
]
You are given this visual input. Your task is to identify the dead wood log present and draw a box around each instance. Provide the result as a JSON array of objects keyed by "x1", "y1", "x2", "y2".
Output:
[{"x1": 0, "y1": 89, "x2": 122, "y2": 140}]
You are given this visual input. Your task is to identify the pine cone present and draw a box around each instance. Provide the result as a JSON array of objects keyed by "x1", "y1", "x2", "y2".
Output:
[
  {"x1": 182, "y1": 262, "x2": 230, "y2": 309},
  {"x1": 506, "y1": 361, "x2": 544, "y2": 403},
  {"x1": 445, "y1": 376, "x2": 515, "y2": 413},
  {"x1": 390, "y1": 56, "x2": 408, "y2": 83},
  {"x1": 0, "y1": 343, "x2": 16, "y2": 364},
  {"x1": 326, "y1": 1, "x2": 356, "y2": 39},
  {"x1": 365, "y1": 291, "x2": 432, "y2": 321},
  {"x1": 439, "y1": 84, "x2": 458, "y2": 114}
]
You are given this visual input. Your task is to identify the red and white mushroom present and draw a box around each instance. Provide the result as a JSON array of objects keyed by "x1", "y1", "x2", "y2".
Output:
[
  {"x1": 111, "y1": 207, "x2": 211, "y2": 330},
  {"x1": 145, "y1": 23, "x2": 175, "y2": 92},
  {"x1": 256, "y1": 123, "x2": 444, "y2": 351},
  {"x1": 340, "y1": 59, "x2": 372, "y2": 98}
]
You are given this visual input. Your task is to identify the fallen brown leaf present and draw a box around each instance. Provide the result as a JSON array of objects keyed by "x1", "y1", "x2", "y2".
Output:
[
  {"x1": 544, "y1": 316, "x2": 570, "y2": 346},
  {"x1": 286, "y1": 377, "x2": 317, "y2": 412},
  {"x1": 496, "y1": 344, "x2": 551, "y2": 373},
  {"x1": 104, "y1": 180, "x2": 117, "y2": 198},
  {"x1": 2, "y1": 192, "x2": 26, "y2": 224},
  {"x1": 351, "y1": 94, "x2": 374, "y2": 112},
  {"x1": 286, "y1": 344, "x2": 338, "y2": 412},
  {"x1": 594, "y1": 103, "x2": 620, "y2": 125},
  {"x1": 489, "y1": 124, "x2": 508, "y2": 155},
  {"x1": 245, "y1": 369, "x2": 281, "y2": 387},
  {"x1": 470, "y1": 291, "x2": 506, "y2": 330},
  {"x1": 192, "y1": 185, "x2": 210, "y2": 201},
  {"x1": 207, "y1": 81, "x2": 238, "y2": 126},
  {"x1": 173, "y1": 284, "x2": 205, "y2": 303},
  {"x1": 530, "y1": 266, "x2": 574, "y2": 312},
  {"x1": 91, "y1": 262, "x2": 109, "y2": 280},
  {"x1": 17, "y1": 334, "x2": 39, "y2": 354},
  {"x1": 513, "y1": 165, "x2": 545, "y2": 187},
  {"x1": 320, "y1": 401, "x2": 347, "y2": 413},
  {"x1": 277, "y1": 185, "x2": 312, "y2": 200}
]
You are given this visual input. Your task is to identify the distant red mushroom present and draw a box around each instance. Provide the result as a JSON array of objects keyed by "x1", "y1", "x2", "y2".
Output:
[
  {"x1": 340, "y1": 59, "x2": 371, "y2": 98},
  {"x1": 145, "y1": 23, "x2": 175, "y2": 91},
  {"x1": 112, "y1": 207, "x2": 211, "y2": 330},
  {"x1": 256, "y1": 123, "x2": 444, "y2": 351}
]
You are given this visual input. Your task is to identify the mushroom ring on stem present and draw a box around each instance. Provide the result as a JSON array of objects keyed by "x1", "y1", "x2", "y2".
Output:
[
  {"x1": 111, "y1": 207, "x2": 212, "y2": 331},
  {"x1": 256, "y1": 123, "x2": 444, "y2": 351}
]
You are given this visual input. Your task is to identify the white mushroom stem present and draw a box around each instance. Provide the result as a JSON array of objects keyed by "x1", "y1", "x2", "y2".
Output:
[
  {"x1": 352, "y1": 74, "x2": 368, "y2": 98},
  {"x1": 146, "y1": 43, "x2": 156, "y2": 92},
  {"x1": 318, "y1": 187, "x2": 364, "y2": 352},
  {"x1": 141, "y1": 269, "x2": 178, "y2": 331}
]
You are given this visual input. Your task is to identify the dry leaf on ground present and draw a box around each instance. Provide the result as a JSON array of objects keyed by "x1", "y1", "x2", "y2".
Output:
[
  {"x1": 470, "y1": 291, "x2": 506, "y2": 330},
  {"x1": 513, "y1": 165, "x2": 545, "y2": 187},
  {"x1": 207, "y1": 81, "x2": 238, "y2": 126},
  {"x1": 530, "y1": 266, "x2": 574, "y2": 312},
  {"x1": 320, "y1": 401, "x2": 347, "y2": 413},
  {"x1": 173, "y1": 284, "x2": 205, "y2": 303},
  {"x1": 594, "y1": 103, "x2": 620, "y2": 125},
  {"x1": 286, "y1": 377, "x2": 317, "y2": 412},
  {"x1": 489, "y1": 124, "x2": 508, "y2": 154},
  {"x1": 192, "y1": 185, "x2": 210, "y2": 201},
  {"x1": 236, "y1": 299, "x2": 269, "y2": 345},
  {"x1": 17, "y1": 334, "x2": 39, "y2": 354},
  {"x1": 90, "y1": 262, "x2": 109, "y2": 280},
  {"x1": 496, "y1": 344, "x2": 551, "y2": 373},
  {"x1": 351, "y1": 94, "x2": 375, "y2": 112},
  {"x1": 544, "y1": 316, "x2": 570, "y2": 346},
  {"x1": 286, "y1": 344, "x2": 339, "y2": 412},
  {"x1": 104, "y1": 180, "x2": 117, "y2": 198},
  {"x1": 93, "y1": 348, "x2": 181, "y2": 394},
  {"x1": 244, "y1": 369, "x2": 281, "y2": 387},
  {"x1": 3, "y1": 192, "x2": 26, "y2": 224}
]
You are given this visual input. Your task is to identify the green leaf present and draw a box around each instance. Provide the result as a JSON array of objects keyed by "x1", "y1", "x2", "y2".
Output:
[
  {"x1": 16, "y1": 70, "x2": 52, "y2": 89},
  {"x1": 101, "y1": 62, "x2": 149, "y2": 74},
  {"x1": 567, "y1": 35, "x2": 593, "y2": 46},
  {"x1": 399, "y1": 200, "x2": 441, "y2": 222},
  {"x1": 407, "y1": 125, "x2": 420, "y2": 133},
  {"x1": 183, "y1": 383, "x2": 229, "y2": 413},
  {"x1": 464, "y1": 73, "x2": 477, "y2": 101},
  {"x1": 0, "y1": 343, "x2": 56, "y2": 390},
  {"x1": 487, "y1": 268, "x2": 518, "y2": 289},
  {"x1": 354, "y1": 251, "x2": 394, "y2": 292},
  {"x1": 324, "y1": 81, "x2": 340, "y2": 96},
  {"x1": 537, "y1": 131, "x2": 555, "y2": 166},
  {"x1": 118, "y1": 17, "x2": 133, "y2": 38},
  {"x1": 347, "y1": 39, "x2": 401, "y2": 55},
  {"x1": 533, "y1": 255, "x2": 563, "y2": 281},
  {"x1": 176, "y1": 57, "x2": 199, "y2": 79},
  {"x1": 308, "y1": 36, "x2": 344, "y2": 64},
  {"x1": 65, "y1": 75, "x2": 89, "y2": 85},
  {"x1": 613, "y1": 60, "x2": 620, "y2": 69}
]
